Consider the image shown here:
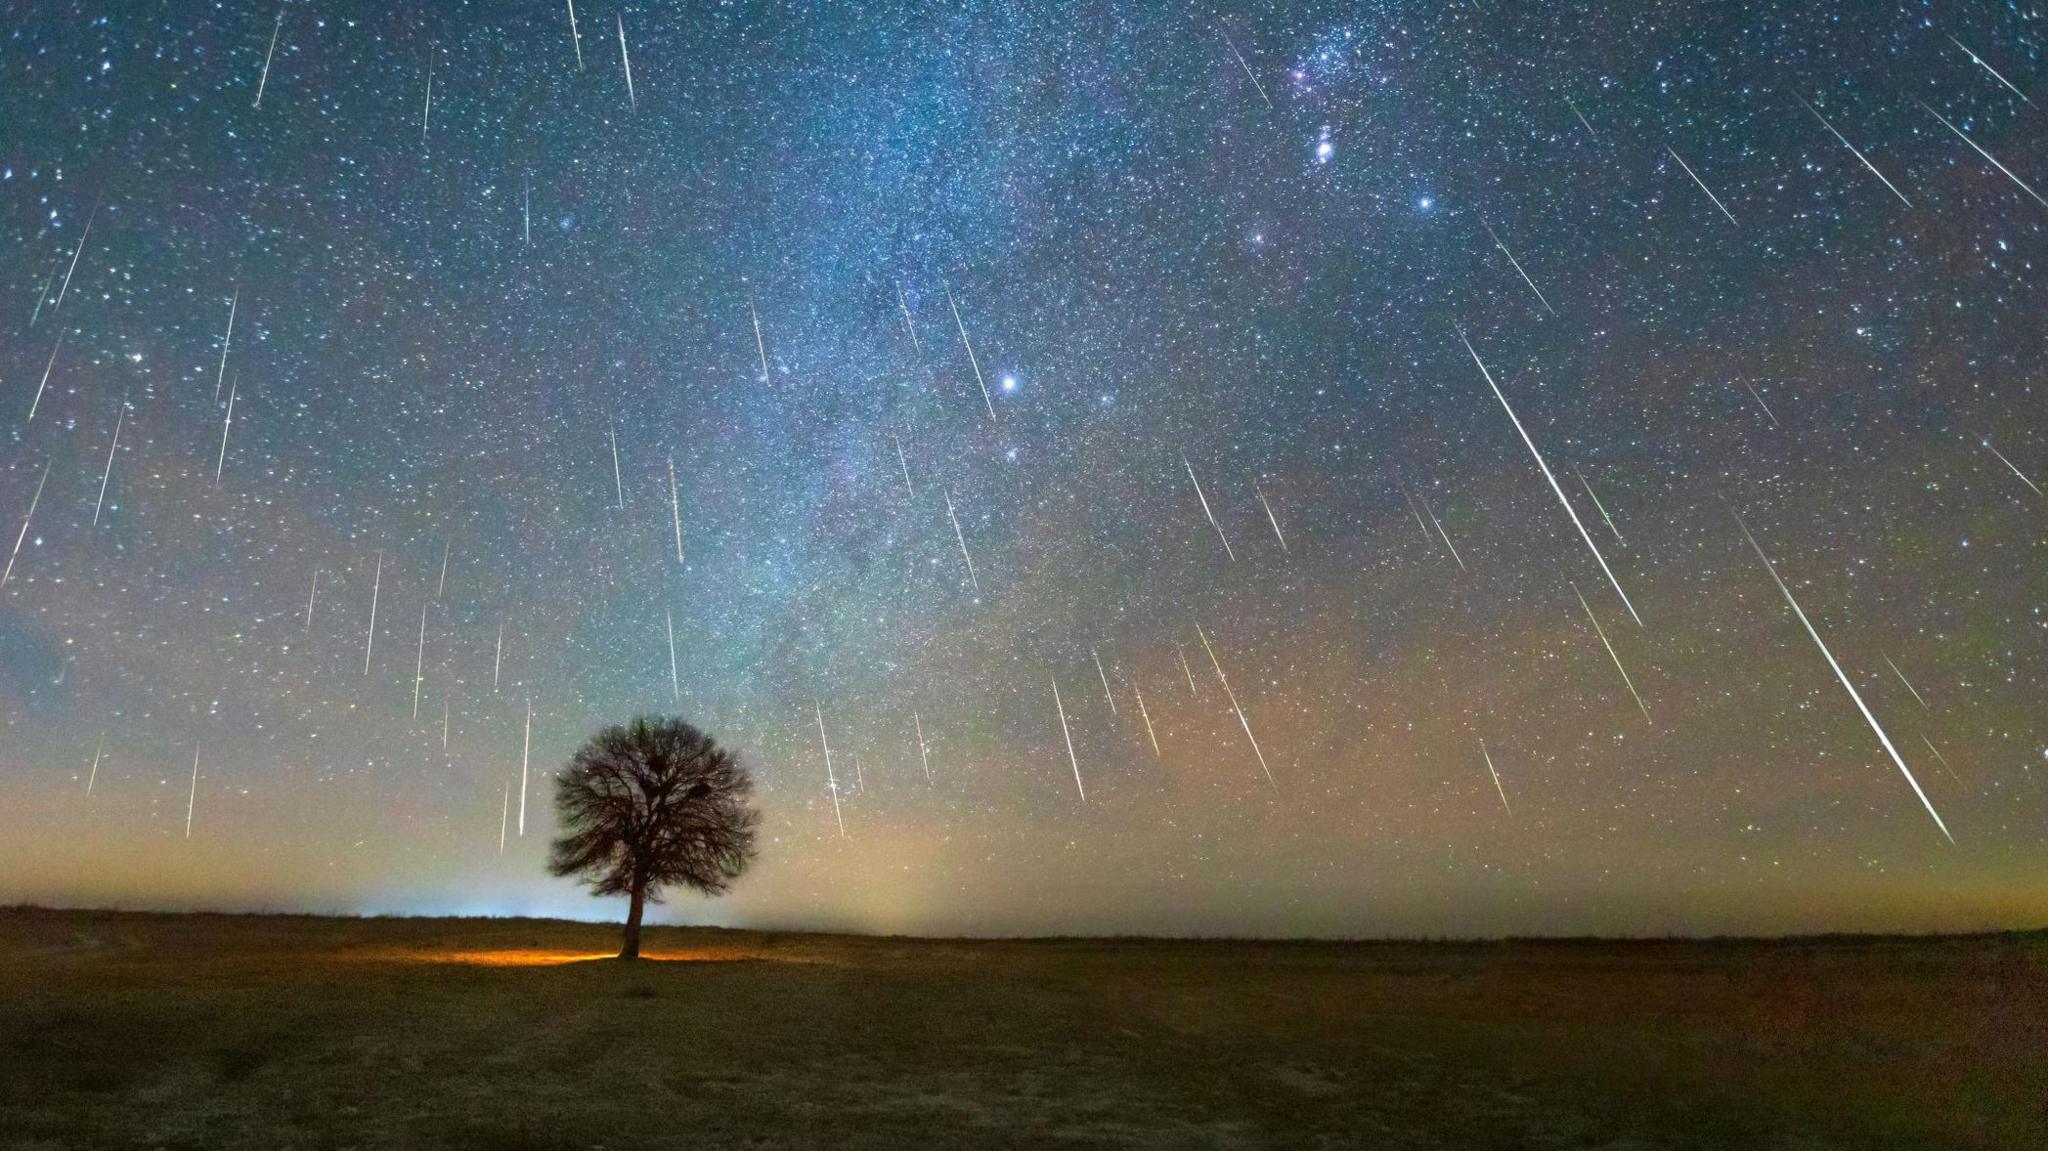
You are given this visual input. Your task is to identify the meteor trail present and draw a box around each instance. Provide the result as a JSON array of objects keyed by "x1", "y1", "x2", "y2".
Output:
[
  {"x1": 893, "y1": 434, "x2": 915, "y2": 499},
  {"x1": 1983, "y1": 440, "x2": 2043, "y2": 497},
  {"x1": 748, "y1": 298, "x2": 769, "y2": 382},
  {"x1": 1571, "y1": 463, "x2": 1622, "y2": 542},
  {"x1": 1573, "y1": 582, "x2": 1651, "y2": 724},
  {"x1": 53, "y1": 193, "x2": 98, "y2": 311},
  {"x1": 1196, "y1": 624, "x2": 1274, "y2": 786},
  {"x1": 499, "y1": 784, "x2": 509, "y2": 853},
  {"x1": 28, "y1": 330, "x2": 62, "y2": 422},
  {"x1": 1796, "y1": 95, "x2": 1912, "y2": 208},
  {"x1": 1918, "y1": 99, "x2": 2048, "y2": 209},
  {"x1": 1179, "y1": 647, "x2": 1198, "y2": 696},
  {"x1": 86, "y1": 732, "x2": 105, "y2": 796},
  {"x1": 1182, "y1": 452, "x2": 1235, "y2": 560},
  {"x1": 897, "y1": 286, "x2": 921, "y2": 352},
  {"x1": 1882, "y1": 653, "x2": 1929, "y2": 710},
  {"x1": 1092, "y1": 649, "x2": 1118, "y2": 714},
  {"x1": 1051, "y1": 676, "x2": 1085, "y2": 802},
  {"x1": 1564, "y1": 94, "x2": 1597, "y2": 139},
  {"x1": 944, "y1": 284, "x2": 997, "y2": 423},
  {"x1": 523, "y1": 174, "x2": 531, "y2": 246},
  {"x1": 944, "y1": 488, "x2": 979, "y2": 591},
  {"x1": 1742, "y1": 381, "x2": 1781, "y2": 428},
  {"x1": 519, "y1": 700, "x2": 533, "y2": 835},
  {"x1": 1735, "y1": 513, "x2": 1953, "y2": 844},
  {"x1": 1217, "y1": 26, "x2": 1273, "y2": 111},
  {"x1": 1402, "y1": 485, "x2": 1433, "y2": 542},
  {"x1": 913, "y1": 711, "x2": 931, "y2": 783},
  {"x1": 616, "y1": 14, "x2": 634, "y2": 110},
  {"x1": 214, "y1": 376, "x2": 237, "y2": 485},
  {"x1": 1417, "y1": 492, "x2": 1466, "y2": 572},
  {"x1": 214, "y1": 287, "x2": 238, "y2": 403},
  {"x1": 816, "y1": 702, "x2": 845, "y2": 837},
  {"x1": 363, "y1": 550, "x2": 382, "y2": 675},
  {"x1": 420, "y1": 50, "x2": 433, "y2": 146},
  {"x1": 565, "y1": 0, "x2": 583, "y2": 69},
  {"x1": 1254, "y1": 480, "x2": 1289, "y2": 552},
  {"x1": 437, "y1": 539, "x2": 450, "y2": 599},
  {"x1": 1948, "y1": 34, "x2": 2033, "y2": 106},
  {"x1": 665, "y1": 609, "x2": 680, "y2": 702},
  {"x1": 1667, "y1": 147, "x2": 1738, "y2": 225},
  {"x1": 254, "y1": 8, "x2": 282, "y2": 109},
  {"x1": 2, "y1": 461, "x2": 53, "y2": 589},
  {"x1": 1479, "y1": 740, "x2": 1512, "y2": 816},
  {"x1": 607, "y1": 418, "x2": 625, "y2": 509},
  {"x1": 1132, "y1": 679, "x2": 1160, "y2": 756},
  {"x1": 186, "y1": 747, "x2": 200, "y2": 838},
  {"x1": 1463, "y1": 332, "x2": 1644, "y2": 625},
  {"x1": 305, "y1": 569, "x2": 318, "y2": 628},
  {"x1": 668, "y1": 455, "x2": 685, "y2": 562},
  {"x1": 1481, "y1": 219, "x2": 1556, "y2": 317},
  {"x1": 1921, "y1": 736, "x2": 1962, "y2": 785},
  {"x1": 412, "y1": 604, "x2": 428, "y2": 719},
  {"x1": 494, "y1": 619, "x2": 505, "y2": 688}
]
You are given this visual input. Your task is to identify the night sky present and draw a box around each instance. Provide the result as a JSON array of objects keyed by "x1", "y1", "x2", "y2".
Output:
[{"x1": 2, "y1": 1, "x2": 2044, "y2": 938}]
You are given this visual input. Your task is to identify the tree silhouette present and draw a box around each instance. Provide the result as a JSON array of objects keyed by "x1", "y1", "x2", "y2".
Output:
[{"x1": 548, "y1": 716, "x2": 760, "y2": 959}]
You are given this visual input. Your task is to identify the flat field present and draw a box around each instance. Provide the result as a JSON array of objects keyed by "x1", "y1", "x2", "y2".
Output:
[{"x1": 2, "y1": 908, "x2": 2043, "y2": 1149}]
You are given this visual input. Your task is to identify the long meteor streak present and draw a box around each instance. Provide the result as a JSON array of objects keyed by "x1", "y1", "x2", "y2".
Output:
[
  {"x1": 1462, "y1": 332, "x2": 1644, "y2": 625},
  {"x1": 214, "y1": 287, "x2": 238, "y2": 403},
  {"x1": 669, "y1": 455, "x2": 685, "y2": 562},
  {"x1": 186, "y1": 747, "x2": 201, "y2": 838},
  {"x1": 1481, "y1": 219, "x2": 1556, "y2": 317},
  {"x1": 412, "y1": 604, "x2": 428, "y2": 719},
  {"x1": 53, "y1": 194, "x2": 99, "y2": 311},
  {"x1": 1254, "y1": 480, "x2": 1288, "y2": 552},
  {"x1": 1983, "y1": 440, "x2": 2043, "y2": 497},
  {"x1": 1667, "y1": 147, "x2": 1738, "y2": 225},
  {"x1": 1948, "y1": 34, "x2": 2033, "y2": 105},
  {"x1": 1051, "y1": 676, "x2": 1085, "y2": 801},
  {"x1": 28, "y1": 331, "x2": 64, "y2": 422},
  {"x1": 944, "y1": 488, "x2": 979, "y2": 591},
  {"x1": 519, "y1": 700, "x2": 532, "y2": 835},
  {"x1": 1882, "y1": 653, "x2": 1929, "y2": 710},
  {"x1": 616, "y1": 14, "x2": 634, "y2": 110},
  {"x1": 666, "y1": 610, "x2": 680, "y2": 702},
  {"x1": 1918, "y1": 99, "x2": 2048, "y2": 209},
  {"x1": 86, "y1": 732, "x2": 105, "y2": 796},
  {"x1": 254, "y1": 9, "x2": 282, "y2": 108},
  {"x1": 914, "y1": 711, "x2": 931, "y2": 783},
  {"x1": 3, "y1": 461, "x2": 53, "y2": 589},
  {"x1": 362, "y1": 551, "x2": 382, "y2": 674},
  {"x1": 1182, "y1": 452, "x2": 1234, "y2": 560},
  {"x1": 1736, "y1": 514, "x2": 1953, "y2": 843},
  {"x1": 1571, "y1": 463, "x2": 1622, "y2": 542},
  {"x1": 214, "y1": 377, "x2": 237, "y2": 484},
  {"x1": 1573, "y1": 582, "x2": 1651, "y2": 724},
  {"x1": 817, "y1": 702, "x2": 845, "y2": 837},
  {"x1": 1479, "y1": 740, "x2": 1512, "y2": 816},
  {"x1": 1218, "y1": 26, "x2": 1273, "y2": 111},
  {"x1": 944, "y1": 284, "x2": 997, "y2": 423},
  {"x1": 1196, "y1": 624, "x2": 1274, "y2": 786},
  {"x1": 749, "y1": 298, "x2": 769, "y2": 383},
  {"x1": 1092, "y1": 649, "x2": 1117, "y2": 714},
  {"x1": 1132, "y1": 680, "x2": 1160, "y2": 756},
  {"x1": 1796, "y1": 96, "x2": 1912, "y2": 208}
]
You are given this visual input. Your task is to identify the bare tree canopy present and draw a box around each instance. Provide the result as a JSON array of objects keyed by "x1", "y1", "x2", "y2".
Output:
[{"x1": 548, "y1": 716, "x2": 760, "y2": 958}]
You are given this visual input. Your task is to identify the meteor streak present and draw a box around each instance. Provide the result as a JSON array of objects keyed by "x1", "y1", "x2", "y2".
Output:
[
  {"x1": 913, "y1": 711, "x2": 931, "y2": 783},
  {"x1": 214, "y1": 287, "x2": 237, "y2": 403},
  {"x1": 1178, "y1": 647, "x2": 1198, "y2": 696},
  {"x1": 1882, "y1": 653, "x2": 1928, "y2": 710},
  {"x1": 1092, "y1": 650, "x2": 1118, "y2": 713},
  {"x1": 1742, "y1": 381, "x2": 1781, "y2": 428},
  {"x1": 2, "y1": 461, "x2": 53, "y2": 589},
  {"x1": 1463, "y1": 332, "x2": 1643, "y2": 625},
  {"x1": 1918, "y1": 99, "x2": 2048, "y2": 210},
  {"x1": 1051, "y1": 676, "x2": 1085, "y2": 801},
  {"x1": 1983, "y1": 440, "x2": 2043, "y2": 497},
  {"x1": 214, "y1": 376, "x2": 237, "y2": 485},
  {"x1": 897, "y1": 286, "x2": 921, "y2": 352},
  {"x1": 944, "y1": 284, "x2": 997, "y2": 423},
  {"x1": 86, "y1": 732, "x2": 105, "y2": 796},
  {"x1": 305, "y1": 569, "x2": 318, "y2": 628},
  {"x1": 1195, "y1": 624, "x2": 1274, "y2": 786},
  {"x1": 186, "y1": 747, "x2": 200, "y2": 838},
  {"x1": 1479, "y1": 740, "x2": 1512, "y2": 816},
  {"x1": 1417, "y1": 492, "x2": 1466, "y2": 572},
  {"x1": 748, "y1": 298, "x2": 769, "y2": 382},
  {"x1": 665, "y1": 610, "x2": 680, "y2": 702},
  {"x1": 1182, "y1": 452, "x2": 1234, "y2": 560},
  {"x1": 1564, "y1": 94, "x2": 1597, "y2": 139},
  {"x1": 53, "y1": 193, "x2": 98, "y2": 311},
  {"x1": 412, "y1": 603, "x2": 428, "y2": 719},
  {"x1": 1921, "y1": 736, "x2": 1962, "y2": 785},
  {"x1": 1947, "y1": 34, "x2": 2033, "y2": 105},
  {"x1": 28, "y1": 330, "x2": 62, "y2": 422},
  {"x1": 565, "y1": 0, "x2": 583, "y2": 69},
  {"x1": 1254, "y1": 479, "x2": 1289, "y2": 552},
  {"x1": 944, "y1": 488, "x2": 979, "y2": 591},
  {"x1": 1217, "y1": 26, "x2": 1273, "y2": 111},
  {"x1": 1571, "y1": 463, "x2": 1622, "y2": 542},
  {"x1": 494, "y1": 619, "x2": 505, "y2": 688},
  {"x1": 499, "y1": 784, "x2": 509, "y2": 854},
  {"x1": 616, "y1": 14, "x2": 634, "y2": 110},
  {"x1": 437, "y1": 539, "x2": 450, "y2": 599},
  {"x1": 254, "y1": 8, "x2": 282, "y2": 108},
  {"x1": 519, "y1": 700, "x2": 532, "y2": 835},
  {"x1": 1735, "y1": 514, "x2": 1953, "y2": 843},
  {"x1": 607, "y1": 418, "x2": 625, "y2": 509},
  {"x1": 1573, "y1": 582, "x2": 1651, "y2": 724},
  {"x1": 893, "y1": 434, "x2": 915, "y2": 499},
  {"x1": 816, "y1": 702, "x2": 845, "y2": 837},
  {"x1": 669, "y1": 455, "x2": 685, "y2": 562},
  {"x1": 1481, "y1": 219, "x2": 1556, "y2": 317},
  {"x1": 363, "y1": 551, "x2": 382, "y2": 675},
  {"x1": 1796, "y1": 96, "x2": 1912, "y2": 208},
  {"x1": 1667, "y1": 147, "x2": 1737, "y2": 225},
  {"x1": 1132, "y1": 680, "x2": 1160, "y2": 756}
]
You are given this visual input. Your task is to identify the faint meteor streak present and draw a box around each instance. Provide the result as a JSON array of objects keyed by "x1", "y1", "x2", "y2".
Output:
[
  {"x1": 1178, "y1": 647, "x2": 1198, "y2": 695},
  {"x1": 186, "y1": 747, "x2": 200, "y2": 838},
  {"x1": 1417, "y1": 492, "x2": 1466, "y2": 571},
  {"x1": 897, "y1": 286, "x2": 921, "y2": 352},
  {"x1": 1195, "y1": 624, "x2": 1274, "y2": 786},
  {"x1": 1463, "y1": 332, "x2": 1643, "y2": 625},
  {"x1": 1742, "y1": 381, "x2": 1781, "y2": 428},
  {"x1": 1132, "y1": 680, "x2": 1160, "y2": 756},
  {"x1": 1982, "y1": 440, "x2": 2043, "y2": 497},
  {"x1": 607, "y1": 418, "x2": 625, "y2": 509},
  {"x1": 1918, "y1": 99, "x2": 2048, "y2": 209},
  {"x1": 1948, "y1": 34, "x2": 2033, "y2": 106},
  {"x1": 1667, "y1": 147, "x2": 1737, "y2": 225},
  {"x1": 816, "y1": 702, "x2": 845, "y2": 837},
  {"x1": 86, "y1": 732, "x2": 105, "y2": 796},
  {"x1": 421, "y1": 50, "x2": 433, "y2": 146},
  {"x1": 1920, "y1": 736, "x2": 1962, "y2": 785},
  {"x1": 412, "y1": 604, "x2": 429, "y2": 719},
  {"x1": 944, "y1": 488, "x2": 979, "y2": 591},
  {"x1": 669, "y1": 455, "x2": 685, "y2": 562},
  {"x1": 1479, "y1": 740, "x2": 1512, "y2": 816},
  {"x1": 665, "y1": 609, "x2": 680, "y2": 702},
  {"x1": 944, "y1": 284, "x2": 997, "y2": 423},
  {"x1": 53, "y1": 193, "x2": 99, "y2": 311},
  {"x1": 305, "y1": 569, "x2": 319, "y2": 628},
  {"x1": 1481, "y1": 219, "x2": 1556, "y2": 317},
  {"x1": 616, "y1": 14, "x2": 634, "y2": 110},
  {"x1": 437, "y1": 539, "x2": 450, "y2": 599},
  {"x1": 2, "y1": 461, "x2": 53, "y2": 589},
  {"x1": 524, "y1": 174, "x2": 531, "y2": 246},
  {"x1": 1882, "y1": 653, "x2": 1929, "y2": 710},
  {"x1": 1571, "y1": 463, "x2": 1622, "y2": 542},
  {"x1": 1735, "y1": 514, "x2": 1953, "y2": 843},
  {"x1": 494, "y1": 618, "x2": 505, "y2": 688},
  {"x1": 1092, "y1": 649, "x2": 1118, "y2": 714},
  {"x1": 914, "y1": 711, "x2": 931, "y2": 783},
  {"x1": 363, "y1": 550, "x2": 382, "y2": 675},
  {"x1": 214, "y1": 376, "x2": 237, "y2": 484},
  {"x1": 28, "y1": 330, "x2": 63, "y2": 422},
  {"x1": 519, "y1": 700, "x2": 533, "y2": 835},
  {"x1": 214, "y1": 286, "x2": 238, "y2": 403},
  {"x1": 1401, "y1": 485, "x2": 1433, "y2": 542},
  {"x1": 893, "y1": 434, "x2": 915, "y2": 499},
  {"x1": 748, "y1": 298, "x2": 769, "y2": 382},
  {"x1": 1796, "y1": 96, "x2": 1912, "y2": 208},
  {"x1": 499, "y1": 784, "x2": 510, "y2": 854},
  {"x1": 1182, "y1": 452, "x2": 1234, "y2": 560},
  {"x1": 1573, "y1": 582, "x2": 1651, "y2": 724},
  {"x1": 1254, "y1": 479, "x2": 1289, "y2": 552},
  {"x1": 1051, "y1": 676, "x2": 1085, "y2": 801},
  {"x1": 565, "y1": 0, "x2": 583, "y2": 69},
  {"x1": 1217, "y1": 26, "x2": 1273, "y2": 111},
  {"x1": 254, "y1": 8, "x2": 283, "y2": 109},
  {"x1": 1564, "y1": 94, "x2": 1597, "y2": 139}
]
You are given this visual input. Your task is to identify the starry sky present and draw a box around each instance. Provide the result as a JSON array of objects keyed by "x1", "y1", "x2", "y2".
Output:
[{"x1": 2, "y1": 0, "x2": 2044, "y2": 938}]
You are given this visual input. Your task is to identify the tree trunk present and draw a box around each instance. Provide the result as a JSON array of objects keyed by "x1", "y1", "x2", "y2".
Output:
[{"x1": 619, "y1": 884, "x2": 646, "y2": 960}]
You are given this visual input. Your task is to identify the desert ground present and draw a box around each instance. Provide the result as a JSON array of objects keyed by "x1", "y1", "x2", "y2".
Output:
[{"x1": 1, "y1": 908, "x2": 2043, "y2": 1149}]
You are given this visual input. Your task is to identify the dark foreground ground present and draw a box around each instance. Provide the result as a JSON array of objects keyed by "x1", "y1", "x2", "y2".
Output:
[{"x1": 1, "y1": 909, "x2": 2044, "y2": 1150}]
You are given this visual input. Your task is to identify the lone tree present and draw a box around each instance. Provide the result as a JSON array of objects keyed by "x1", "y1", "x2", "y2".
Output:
[{"x1": 548, "y1": 716, "x2": 760, "y2": 959}]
